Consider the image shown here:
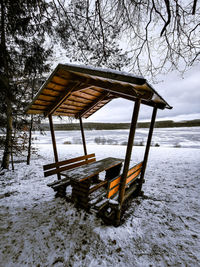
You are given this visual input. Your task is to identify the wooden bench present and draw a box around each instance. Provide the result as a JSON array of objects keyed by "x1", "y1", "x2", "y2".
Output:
[
  {"x1": 106, "y1": 161, "x2": 143, "y2": 200},
  {"x1": 43, "y1": 153, "x2": 96, "y2": 196},
  {"x1": 92, "y1": 162, "x2": 143, "y2": 224}
]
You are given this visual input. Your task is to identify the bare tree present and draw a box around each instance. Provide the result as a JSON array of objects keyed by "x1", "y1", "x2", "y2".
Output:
[
  {"x1": 55, "y1": 0, "x2": 200, "y2": 77},
  {"x1": 98, "y1": 0, "x2": 200, "y2": 76}
]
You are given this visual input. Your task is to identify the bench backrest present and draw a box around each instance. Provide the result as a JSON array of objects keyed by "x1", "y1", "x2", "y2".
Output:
[
  {"x1": 106, "y1": 162, "x2": 143, "y2": 199},
  {"x1": 43, "y1": 153, "x2": 96, "y2": 177}
]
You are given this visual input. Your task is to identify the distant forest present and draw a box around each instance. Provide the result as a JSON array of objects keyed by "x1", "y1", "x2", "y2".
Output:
[{"x1": 41, "y1": 119, "x2": 200, "y2": 131}]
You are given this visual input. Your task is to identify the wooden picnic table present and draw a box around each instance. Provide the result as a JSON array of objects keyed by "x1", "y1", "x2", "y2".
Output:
[
  {"x1": 60, "y1": 157, "x2": 123, "y2": 209},
  {"x1": 61, "y1": 157, "x2": 123, "y2": 182}
]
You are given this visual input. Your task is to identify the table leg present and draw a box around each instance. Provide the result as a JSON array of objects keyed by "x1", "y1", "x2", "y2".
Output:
[{"x1": 105, "y1": 163, "x2": 122, "y2": 181}]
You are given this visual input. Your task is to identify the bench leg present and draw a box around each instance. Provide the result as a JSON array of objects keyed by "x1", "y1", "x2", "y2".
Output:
[
  {"x1": 54, "y1": 185, "x2": 67, "y2": 198},
  {"x1": 71, "y1": 180, "x2": 91, "y2": 211},
  {"x1": 97, "y1": 201, "x2": 120, "y2": 226}
]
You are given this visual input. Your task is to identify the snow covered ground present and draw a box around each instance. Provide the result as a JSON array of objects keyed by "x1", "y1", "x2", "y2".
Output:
[{"x1": 0, "y1": 142, "x2": 200, "y2": 266}]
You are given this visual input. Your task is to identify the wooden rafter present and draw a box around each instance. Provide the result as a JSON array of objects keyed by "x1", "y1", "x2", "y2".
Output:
[{"x1": 76, "y1": 92, "x2": 109, "y2": 118}]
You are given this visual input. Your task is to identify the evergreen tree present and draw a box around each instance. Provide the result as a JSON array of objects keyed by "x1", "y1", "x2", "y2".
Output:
[{"x1": 0, "y1": 0, "x2": 53, "y2": 169}]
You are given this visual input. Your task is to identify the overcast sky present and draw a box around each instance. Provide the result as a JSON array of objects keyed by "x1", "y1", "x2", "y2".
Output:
[{"x1": 80, "y1": 65, "x2": 200, "y2": 123}]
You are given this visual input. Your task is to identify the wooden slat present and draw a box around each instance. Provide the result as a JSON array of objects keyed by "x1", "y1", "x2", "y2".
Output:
[
  {"x1": 67, "y1": 94, "x2": 93, "y2": 104},
  {"x1": 39, "y1": 94, "x2": 57, "y2": 101},
  {"x1": 44, "y1": 158, "x2": 96, "y2": 177},
  {"x1": 89, "y1": 180, "x2": 108, "y2": 194},
  {"x1": 126, "y1": 169, "x2": 141, "y2": 185},
  {"x1": 48, "y1": 80, "x2": 67, "y2": 87},
  {"x1": 43, "y1": 153, "x2": 96, "y2": 170},
  {"x1": 56, "y1": 108, "x2": 77, "y2": 114},
  {"x1": 107, "y1": 184, "x2": 120, "y2": 199},
  {"x1": 43, "y1": 88, "x2": 63, "y2": 96},
  {"x1": 58, "y1": 105, "x2": 82, "y2": 111},
  {"x1": 27, "y1": 109, "x2": 44, "y2": 114},
  {"x1": 62, "y1": 100, "x2": 86, "y2": 108},
  {"x1": 107, "y1": 162, "x2": 143, "y2": 198},
  {"x1": 31, "y1": 105, "x2": 48, "y2": 110},
  {"x1": 127, "y1": 162, "x2": 143, "y2": 177},
  {"x1": 109, "y1": 176, "x2": 121, "y2": 189},
  {"x1": 72, "y1": 91, "x2": 96, "y2": 101},
  {"x1": 80, "y1": 88, "x2": 101, "y2": 97},
  {"x1": 35, "y1": 100, "x2": 53, "y2": 105},
  {"x1": 52, "y1": 75, "x2": 69, "y2": 85},
  {"x1": 53, "y1": 112, "x2": 75, "y2": 116},
  {"x1": 47, "y1": 82, "x2": 67, "y2": 91},
  {"x1": 88, "y1": 87, "x2": 104, "y2": 93}
]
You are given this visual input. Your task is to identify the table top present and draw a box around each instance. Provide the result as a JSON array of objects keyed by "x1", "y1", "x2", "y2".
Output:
[{"x1": 61, "y1": 157, "x2": 123, "y2": 182}]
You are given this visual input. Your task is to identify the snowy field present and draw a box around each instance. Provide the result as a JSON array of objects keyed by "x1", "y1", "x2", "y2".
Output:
[
  {"x1": 0, "y1": 129, "x2": 200, "y2": 266},
  {"x1": 32, "y1": 127, "x2": 200, "y2": 149}
]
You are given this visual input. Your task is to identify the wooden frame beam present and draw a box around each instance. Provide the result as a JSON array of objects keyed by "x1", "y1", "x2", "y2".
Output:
[
  {"x1": 48, "y1": 115, "x2": 61, "y2": 180},
  {"x1": 79, "y1": 116, "x2": 87, "y2": 156},
  {"x1": 137, "y1": 106, "x2": 157, "y2": 193},
  {"x1": 116, "y1": 98, "x2": 141, "y2": 224},
  {"x1": 106, "y1": 91, "x2": 165, "y2": 109}
]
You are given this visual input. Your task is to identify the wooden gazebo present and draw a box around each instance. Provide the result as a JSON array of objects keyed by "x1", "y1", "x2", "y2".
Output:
[{"x1": 26, "y1": 63, "x2": 172, "y2": 225}]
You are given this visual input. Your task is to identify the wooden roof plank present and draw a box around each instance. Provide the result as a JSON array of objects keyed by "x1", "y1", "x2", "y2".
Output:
[{"x1": 44, "y1": 82, "x2": 79, "y2": 117}]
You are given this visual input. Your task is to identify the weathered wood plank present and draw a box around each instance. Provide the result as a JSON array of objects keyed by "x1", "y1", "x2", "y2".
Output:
[
  {"x1": 44, "y1": 158, "x2": 96, "y2": 177},
  {"x1": 107, "y1": 184, "x2": 120, "y2": 199},
  {"x1": 62, "y1": 158, "x2": 123, "y2": 183},
  {"x1": 126, "y1": 169, "x2": 141, "y2": 185},
  {"x1": 43, "y1": 153, "x2": 95, "y2": 170},
  {"x1": 89, "y1": 180, "x2": 107, "y2": 194},
  {"x1": 127, "y1": 162, "x2": 142, "y2": 177}
]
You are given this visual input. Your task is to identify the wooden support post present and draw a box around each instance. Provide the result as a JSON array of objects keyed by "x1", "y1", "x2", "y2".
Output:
[
  {"x1": 79, "y1": 116, "x2": 87, "y2": 156},
  {"x1": 137, "y1": 106, "x2": 157, "y2": 193},
  {"x1": 48, "y1": 115, "x2": 61, "y2": 180},
  {"x1": 116, "y1": 98, "x2": 141, "y2": 224}
]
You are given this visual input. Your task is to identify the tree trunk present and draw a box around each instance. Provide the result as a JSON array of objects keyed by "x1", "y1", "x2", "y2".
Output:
[
  {"x1": 1, "y1": 96, "x2": 13, "y2": 169},
  {"x1": 27, "y1": 115, "x2": 33, "y2": 165}
]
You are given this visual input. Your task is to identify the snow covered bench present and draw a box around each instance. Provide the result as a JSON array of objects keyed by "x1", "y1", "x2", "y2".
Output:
[
  {"x1": 91, "y1": 161, "x2": 143, "y2": 225},
  {"x1": 43, "y1": 153, "x2": 96, "y2": 197}
]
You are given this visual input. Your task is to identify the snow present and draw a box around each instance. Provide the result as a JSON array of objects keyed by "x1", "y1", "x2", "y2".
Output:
[
  {"x1": 0, "y1": 142, "x2": 200, "y2": 266},
  {"x1": 32, "y1": 127, "x2": 200, "y2": 149}
]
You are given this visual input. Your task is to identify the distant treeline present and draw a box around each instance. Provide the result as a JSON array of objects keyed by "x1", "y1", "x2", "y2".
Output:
[{"x1": 41, "y1": 119, "x2": 200, "y2": 131}]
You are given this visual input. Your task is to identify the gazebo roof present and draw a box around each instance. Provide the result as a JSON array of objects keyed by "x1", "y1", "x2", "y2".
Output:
[{"x1": 26, "y1": 63, "x2": 172, "y2": 118}]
